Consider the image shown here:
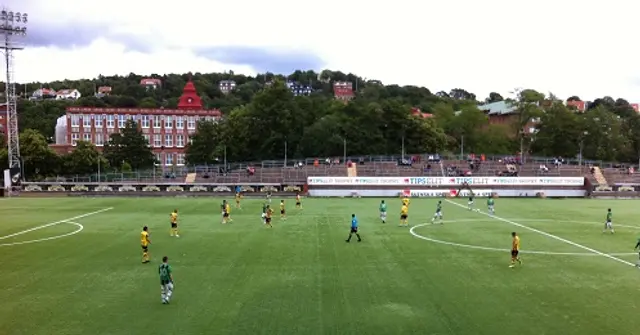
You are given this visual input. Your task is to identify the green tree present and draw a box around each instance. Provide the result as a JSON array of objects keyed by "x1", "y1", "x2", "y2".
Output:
[
  {"x1": 185, "y1": 120, "x2": 223, "y2": 165},
  {"x1": 531, "y1": 103, "x2": 581, "y2": 157},
  {"x1": 19, "y1": 129, "x2": 60, "y2": 178},
  {"x1": 103, "y1": 120, "x2": 155, "y2": 169},
  {"x1": 63, "y1": 141, "x2": 107, "y2": 176}
]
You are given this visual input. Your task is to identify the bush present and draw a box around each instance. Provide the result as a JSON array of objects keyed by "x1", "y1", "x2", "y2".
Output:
[
  {"x1": 213, "y1": 186, "x2": 232, "y2": 192},
  {"x1": 260, "y1": 186, "x2": 277, "y2": 192},
  {"x1": 71, "y1": 185, "x2": 89, "y2": 192},
  {"x1": 142, "y1": 185, "x2": 161, "y2": 192},
  {"x1": 118, "y1": 185, "x2": 137, "y2": 192},
  {"x1": 48, "y1": 185, "x2": 66, "y2": 192},
  {"x1": 536, "y1": 192, "x2": 546, "y2": 198},
  {"x1": 189, "y1": 186, "x2": 208, "y2": 192},
  {"x1": 24, "y1": 185, "x2": 42, "y2": 192},
  {"x1": 167, "y1": 186, "x2": 184, "y2": 192},
  {"x1": 240, "y1": 185, "x2": 255, "y2": 192},
  {"x1": 95, "y1": 185, "x2": 113, "y2": 192},
  {"x1": 284, "y1": 185, "x2": 301, "y2": 192},
  {"x1": 595, "y1": 185, "x2": 613, "y2": 191},
  {"x1": 619, "y1": 186, "x2": 634, "y2": 192}
]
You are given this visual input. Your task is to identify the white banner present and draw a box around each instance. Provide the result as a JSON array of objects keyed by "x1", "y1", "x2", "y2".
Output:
[
  {"x1": 408, "y1": 189, "x2": 493, "y2": 197},
  {"x1": 307, "y1": 176, "x2": 584, "y2": 186}
]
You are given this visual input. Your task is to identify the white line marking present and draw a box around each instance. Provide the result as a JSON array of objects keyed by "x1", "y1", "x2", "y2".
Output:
[
  {"x1": 0, "y1": 207, "x2": 112, "y2": 240},
  {"x1": 410, "y1": 221, "x2": 638, "y2": 256},
  {"x1": 444, "y1": 199, "x2": 636, "y2": 267},
  {"x1": 0, "y1": 221, "x2": 84, "y2": 247}
]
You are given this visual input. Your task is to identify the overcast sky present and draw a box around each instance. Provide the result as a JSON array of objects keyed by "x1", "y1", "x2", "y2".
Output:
[{"x1": 4, "y1": 0, "x2": 640, "y2": 102}]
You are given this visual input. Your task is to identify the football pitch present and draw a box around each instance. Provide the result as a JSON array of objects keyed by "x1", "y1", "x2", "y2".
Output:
[{"x1": 2, "y1": 197, "x2": 640, "y2": 335}]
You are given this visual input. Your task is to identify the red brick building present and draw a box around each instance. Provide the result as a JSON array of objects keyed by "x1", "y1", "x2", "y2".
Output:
[
  {"x1": 333, "y1": 81, "x2": 355, "y2": 101},
  {"x1": 51, "y1": 79, "x2": 221, "y2": 166}
]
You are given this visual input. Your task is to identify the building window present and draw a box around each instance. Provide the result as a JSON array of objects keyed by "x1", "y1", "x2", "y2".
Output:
[
  {"x1": 107, "y1": 115, "x2": 114, "y2": 128},
  {"x1": 164, "y1": 134, "x2": 173, "y2": 147},
  {"x1": 165, "y1": 116, "x2": 173, "y2": 129},
  {"x1": 83, "y1": 133, "x2": 91, "y2": 142},
  {"x1": 176, "y1": 134, "x2": 184, "y2": 147},
  {"x1": 153, "y1": 115, "x2": 161, "y2": 128},
  {"x1": 71, "y1": 115, "x2": 80, "y2": 127},
  {"x1": 143, "y1": 134, "x2": 150, "y2": 145},
  {"x1": 71, "y1": 133, "x2": 79, "y2": 146},
  {"x1": 177, "y1": 153, "x2": 185, "y2": 165},
  {"x1": 155, "y1": 153, "x2": 161, "y2": 165},
  {"x1": 166, "y1": 153, "x2": 174, "y2": 165},
  {"x1": 141, "y1": 115, "x2": 150, "y2": 128},
  {"x1": 176, "y1": 116, "x2": 184, "y2": 128},
  {"x1": 95, "y1": 133, "x2": 103, "y2": 146},
  {"x1": 83, "y1": 115, "x2": 91, "y2": 127},
  {"x1": 187, "y1": 116, "x2": 196, "y2": 129},
  {"x1": 118, "y1": 114, "x2": 126, "y2": 128},
  {"x1": 95, "y1": 115, "x2": 103, "y2": 127},
  {"x1": 154, "y1": 134, "x2": 161, "y2": 147}
]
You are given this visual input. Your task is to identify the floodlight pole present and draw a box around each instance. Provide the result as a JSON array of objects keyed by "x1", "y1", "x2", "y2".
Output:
[{"x1": 0, "y1": 9, "x2": 27, "y2": 171}]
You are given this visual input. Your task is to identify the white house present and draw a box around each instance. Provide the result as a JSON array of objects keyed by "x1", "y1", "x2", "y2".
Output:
[
  {"x1": 56, "y1": 89, "x2": 81, "y2": 100},
  {"x1": 30, "y1": 88, "x2": 57, "y2": 100},
  {"x1": 140, "y1": 78, "x2": 162, "y2": 90}
]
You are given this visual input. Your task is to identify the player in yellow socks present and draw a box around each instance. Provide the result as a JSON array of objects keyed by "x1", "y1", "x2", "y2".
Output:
[
  {"x1": 223, "y1": 201, "x2": 232, "y2": 223},
  {"x1": 265, "y1": 205, "x2": 273, "y2": 227},
  {"x1": 400, "y1": 203, "x2": 409, "y2": 226},
  {"x1": 169, "y1": 209, "x2": 179, "y2": 237},
  {"x1": 510, "y1": 232, "x2": 522, "y2": 268},
  {"x1": 141, "y1": 226, "x2": 151, "y2": 263},
  {"x1": 295, "y1": 193, "x2": 302, "y2": 209},
  {"x1": 235, "y1": 192, "x2": 242, "y2": 209},
  {"x1": 280, "y1": 200, "x2": 286, "y2": 219}
]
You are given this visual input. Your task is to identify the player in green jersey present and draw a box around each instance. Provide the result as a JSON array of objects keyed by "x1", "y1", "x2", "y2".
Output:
[
  {"x1": 603, "y1": 208, "x2": 614, "y2": 234},
  {"x1": 634, "y1": 238, "x2": 640, "y2": 267},
  {"x1": 487, "y1": 197, "x2": 495, "y2": 215},
  {"x1": 467, "y1": 194, "x2": 474, "y2": 211},
  {"x1": 431, "y1": 200, "x2": 443, "y2": 223},
  {"x1": 379, "y1": 200, "x2": 387, "y2": 223},
  {"x1": 159, "y1": 256, "x2": 174, "y2": 304}
]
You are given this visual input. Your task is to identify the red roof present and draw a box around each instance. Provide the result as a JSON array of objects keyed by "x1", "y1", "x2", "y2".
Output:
[
  {"x1": 567, "y1": 100, "x2": 586, "y2": 112},
  {"x1": 140, "y1": 78, "x2": 161, "y2": 85},
  {"x1": 631, "y1": 103, "x2": 639, "y2": 112},
  {"x1": 177, "y1": 80, "x2": 203, "y2": 110}
]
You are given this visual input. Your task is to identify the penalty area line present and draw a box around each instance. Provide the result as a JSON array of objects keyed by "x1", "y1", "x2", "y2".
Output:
[
  {"x1": 0, "y1": 207, "x2": 113, "y2": 240},
  {"x1": 443, "y1": 199, "x2": 636, "y2": 268}
]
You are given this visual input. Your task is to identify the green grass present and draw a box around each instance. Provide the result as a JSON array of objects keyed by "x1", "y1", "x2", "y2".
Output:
[{"x1": 2, "y1": 197, "x2": 640, "y2": 335}]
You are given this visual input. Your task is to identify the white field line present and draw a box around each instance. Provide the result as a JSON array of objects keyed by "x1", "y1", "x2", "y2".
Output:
[
  {"x1": 0, "y1": 207, "x2": 113, "y2": 240},
  {"x1": 444, "y1": 199, "x2": 636, "y2": 267},
  {"x1": 0, "y1": 222, "x2": 84, "y2": 247}
]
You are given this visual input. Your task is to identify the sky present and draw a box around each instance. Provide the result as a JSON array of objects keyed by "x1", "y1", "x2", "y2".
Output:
[{"x1": 3, "y1": 0, "x2": 640, "y2": 102}]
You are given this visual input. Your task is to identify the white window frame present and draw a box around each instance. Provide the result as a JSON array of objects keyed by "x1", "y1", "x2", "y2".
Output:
[
  {"x1": 141, "y1": 115, "x2": 150, "y2": 128},
  {"x1": 165, "y1": 116, "x2": 173, "y2": 129},
  {"x1": 153, "y1": 115, "x2": 161, "y2": 128},
  {"x1": 155, "y1": 153, "x2": 162, "y2": 165},
  {"x1": 177, "y1": 153, "x2": 185, "y2": 165},
  {"x1": 71, "y1": 133, "x2": 79, "y2": 146},
  {"x1": 82, "y1": 133, "x2": 91, "y2": 142},
  {"x1": 143, "y1": 134, "x2": 150, "y2": 145},
  {"x1": 118, "y1": 114, "x2": 126, "y2": 128},
  {"x1": 176, "y1": 134, "x2": 184, "y2": 147},
  {"x1": 187, "y1": 116, "x2": 196, "y2": 129},
  {"x1": 95, "y1": 132, "x2": 103, "y2": 146},
  {"x1": 107, "y1": 115, "x2": 114, "y2": 128},
  {"x1": 95, "y1": 115, "x2": 103, "y2": 127},
  {"x1": 153, "y1": 134, "x2": 161, "y2": 147},
  {"x1": 166, "y1": 153, "x2": 174, "y2": 165},
  {"x1": 164, "y1": 134, "x2": 173, "y2": 147},
  {"x1": 176, "y1": 116, "x2": 184, "y2": 128},
  {"x1": 83, "y1": 115, "x2": 91, "y2": 127},
  {"x1": 71, "y1": 115, "x2": 80, "y2": 127}
]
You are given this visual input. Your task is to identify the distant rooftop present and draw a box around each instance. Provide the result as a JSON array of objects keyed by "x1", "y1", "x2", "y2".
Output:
[{"x1": 477, "y1": 101, "x2": 517, "y2": 115}]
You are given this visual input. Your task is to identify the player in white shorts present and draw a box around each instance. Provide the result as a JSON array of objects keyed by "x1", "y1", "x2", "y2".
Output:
[
  {"x1": 603, "y1": 208, "x2": 614, "y2": 234},
  {"x1": 467, "y1": 195, "x2": 474, "y2": 211}
]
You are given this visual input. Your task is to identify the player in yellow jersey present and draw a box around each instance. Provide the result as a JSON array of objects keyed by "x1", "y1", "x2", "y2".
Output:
[
  {"x1": 510, "y1": 232, "x2": 522, "y2": 268},
  {"x1": 400, "y1": 204, "x2": 409, "y2": 226},
  {"x1": 402, "y1": 196, "x2": 410, "y2": 207},
  {"x1": 280, "y1": 200, "x2": 286, "y2": 219},
  {"x1": 141, "y1": 226, "x2": 151, "y2": 263},
  {"x1": 169, "y1": 209, "x2": 179, "y2": 237},
  {"x1": 235, "y1": 192, "x2": 242, "y2": 209},
  {"x1": 223, "y1": 201, "x2": 232, "y2": 223},
  {"x1": 295, "y1": 193, "x2": 302, "y2": 209},
  {"x1": 265, "y1": 205, "x2": 273, "y2": 227}
]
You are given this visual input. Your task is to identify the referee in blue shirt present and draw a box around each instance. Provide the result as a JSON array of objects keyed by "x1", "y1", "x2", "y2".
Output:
[{"x1": 346, "y1": 214, "x2": 362, "y2": 242}]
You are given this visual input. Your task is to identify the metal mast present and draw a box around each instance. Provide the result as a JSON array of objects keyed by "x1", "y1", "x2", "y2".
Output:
[{"x1": 0, "y1": 9, "x2": 27, "y2": 170}]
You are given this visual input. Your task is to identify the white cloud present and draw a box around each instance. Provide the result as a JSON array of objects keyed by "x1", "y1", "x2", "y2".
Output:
[{"x1": 6, "y1": 0, "x2": 640, "y2": 102}]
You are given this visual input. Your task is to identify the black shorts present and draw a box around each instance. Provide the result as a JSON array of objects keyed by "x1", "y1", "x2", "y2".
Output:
[
  {"x1": 266, "y1": 217, "x2": 272, "y2": 223},
  {"x1": 400, "y1": 214, "x2": 408, "y2": 220},
  {"x1": 160, "y1": 279, "x2": 172, "y2": 286},
  {"x1": 296, "y1": 202, "x2": 301, "y2": 206},
  {"x1": 223, "y1": 213, "x2": 229, "y2": 217},
  {"x1": 171, "y1": 223, "x2": 177, "y2": 228},
  {"x1": 280, "y1": 210, "x2": 285, "y2": 215},
  {"x1": 511, "y1": 250, "x2": 519, "y2": 257},
  {"x1": 350, "y1": 227, "x2": 358, "y2": 233},
  {"x1": 142, "y1": 245, "x2": 148, "y2": 252}
]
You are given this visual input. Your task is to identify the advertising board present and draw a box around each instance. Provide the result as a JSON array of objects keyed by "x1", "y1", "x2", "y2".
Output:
[{"x1": 307, "y1": 176, "x2": 584, "y2": 186}]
